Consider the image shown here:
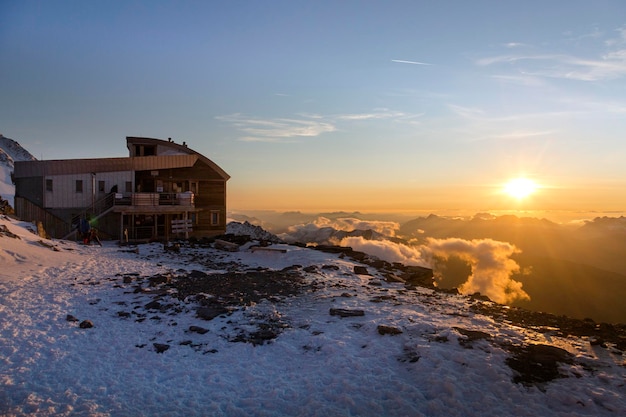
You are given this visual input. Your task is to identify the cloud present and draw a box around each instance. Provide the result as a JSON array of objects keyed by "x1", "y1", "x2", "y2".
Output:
[
  {"x1": 391, "y1": 59, "x2": 433, "y2": 66},
  {"x1": 338, "y1": 236, "x2": 529, "y2": 305},
  {"x1": 335, "y1": 109, "x2": 416, "y2": 121},
  {"x1": 282, "y1": 217, "x2": 401, "y2": 243},
  {"x1": 218, "y1": 109, "x2": 423, "y2": 142},
  {"x1": 313, "y1": 217, "x2": 400, "y2": 236},
  {"x1": 475, "y1": 27, "x2": 626, "y2": 81},
  {"x1": 340, "y1": 236, "x2": 429, "y2": 267},
  {"x1": 424, "y1": 237, "x2": 529, "y2": 304},
  {"x1": 216, "y1": 114, "x2": 335, "y2": 143}
]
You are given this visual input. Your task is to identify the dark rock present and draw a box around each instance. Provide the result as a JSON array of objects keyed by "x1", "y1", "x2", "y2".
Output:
[
  {"x1": 66, "y1": 314, "x2": 79, "y2": 322},
  {"x1": 303, "y1": 265, "x2": 318, "y2": 273},
  {"x1": 188, "y1": 270, "x2": 208, "y2": 279},
  {"x1": 79, "y1": 320, "x2": 94, "y2": 329},
  {"x1": 353, "y1": 266, "x2": 370, "y2": 275},
  {"x1": 330, "y1": 308, "x2": 365, "y2": 318},
  {"x1": 377, "y1": 325, "x2": 403, "y2": 336},
  {"x1": 117, "y1": 311, "x2": 131, "y2": 318},
  {"x1": 383, "y1": 273, "x2": 405, "y2": 283},
  {"x1": 145, "y1": 300, "x2": 162, "y2": 310},
  {"x1": 189, "y1": 325, "x2": 209, "y2": 334},
  {"x1": 197, "y1": 305, "x2": 229, "y2": 320},
  {"x1": 123, "y1": 276, "x2": 133, "y2": 284},
  {"x1": 321, "y1": 264, "x2": 340, "y2": 271},
  {"x1": 506, "y1": 344, "x2": 573, "y2": 387},
  {"x1": 148, "y1": 274, "x2": 171, "y2": 286},
  {"x1": 401, "y1": 266, "x2": 434, "y2": 287},
  {"x1": 454, "y1": 327, "x2": 492, "y2": 347},
  {"x1": 470, "y1": 292, "x2": 491, "y2": 302},
  {"x1": 153, "y1": 343, "x2": 170, "y2": 353}
]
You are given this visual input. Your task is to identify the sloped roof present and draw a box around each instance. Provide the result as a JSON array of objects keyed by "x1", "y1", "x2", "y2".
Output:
[
  {"x1": 14, "y1": 137, "x2": 230, "y2": 180},
  {"x1": 14, "y1": 155, "x2": 201, "y2": 177}
]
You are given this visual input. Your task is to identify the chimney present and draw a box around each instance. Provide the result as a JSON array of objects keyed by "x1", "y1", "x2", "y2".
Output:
[
  {"x1": 183, "y1": 141, "x2": 187, "y2": 147},
  {"x1": 168, "y1": 138, "x2": 172, "y2": 142}
]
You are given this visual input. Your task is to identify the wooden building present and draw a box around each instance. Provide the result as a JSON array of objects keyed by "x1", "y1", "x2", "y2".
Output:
[{"x1": 14, "y1": 137, "x2": 230, "y2": 241}]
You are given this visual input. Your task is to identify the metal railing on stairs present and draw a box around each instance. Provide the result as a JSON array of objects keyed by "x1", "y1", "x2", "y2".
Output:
[{"x1": 64, "y1": 193, "x2": 117, "y2": 240}]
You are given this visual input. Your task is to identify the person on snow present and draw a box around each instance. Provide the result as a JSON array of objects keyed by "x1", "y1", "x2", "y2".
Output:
[{"x1": 78, "y1": 218, "x2": 91, "y2": 244}]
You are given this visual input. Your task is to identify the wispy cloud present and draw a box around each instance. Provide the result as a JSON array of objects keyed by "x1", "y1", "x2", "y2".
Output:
[
  {"x1": 335, "y1": 109, "x2": 416, "y2": 121},
  {"x1": 391, "y1": 59, "x2": 433, "y2": 66},
  {"x1": 216, "y1": 114, "x2": 336, "y2": 143},
  {"x1": 218, "y1": 109, "x2": 423, "y2": 142},
  {"x1": 477, "y1": 26, "x2": 626, "y2": 81}
]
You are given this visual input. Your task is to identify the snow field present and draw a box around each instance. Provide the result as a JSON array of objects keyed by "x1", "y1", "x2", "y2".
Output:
[{"x1": 0, "y1": 216, "x2": 625, "y2": 416}]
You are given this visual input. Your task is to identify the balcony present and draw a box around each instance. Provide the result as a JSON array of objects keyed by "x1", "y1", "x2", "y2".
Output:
[{"x1": 113, "y1": 192, "x2": 195, "y2": 209}]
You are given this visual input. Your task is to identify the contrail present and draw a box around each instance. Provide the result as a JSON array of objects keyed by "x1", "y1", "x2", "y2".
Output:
[{"x1": 392, "y1": 59, "x2": 432, "y2": 66}]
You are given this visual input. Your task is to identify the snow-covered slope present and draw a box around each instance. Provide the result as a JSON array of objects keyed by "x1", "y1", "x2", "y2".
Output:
[
  {"x1": 0, "y1": 134, "x2": 37, "y2": 207},
  {"x1": 1, "y1": 216, "x2": 625, "y2": 416}
]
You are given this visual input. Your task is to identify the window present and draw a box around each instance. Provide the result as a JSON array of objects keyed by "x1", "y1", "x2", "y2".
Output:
[
  {"x1": 210, "y1": 210, "x2": 220, "y2": 226},
  {"x1": 125, "y1": 181, "x2": 132, "y2": 193},
  {"x1": 98, "y1": 180, "x2": 105, "y2": 192},
  {"x1": 45, "y1": 179, "x2": 53, "y2": 192},
  {"x1": 76, "y1": 180, "x2": 83, "y2": 193}
]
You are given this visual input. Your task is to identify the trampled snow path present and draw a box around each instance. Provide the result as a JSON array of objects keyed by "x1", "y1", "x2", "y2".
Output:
[{"x1": 1, "y1": 217, "x2": 625, "y2": 416}]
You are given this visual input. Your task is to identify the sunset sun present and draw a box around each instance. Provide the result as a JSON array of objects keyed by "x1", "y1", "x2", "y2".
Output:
[{"x1": 503, "y1": 178, "x2": 538, "y2": 199}]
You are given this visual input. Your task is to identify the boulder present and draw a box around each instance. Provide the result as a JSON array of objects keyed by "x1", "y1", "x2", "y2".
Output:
[
  {"x1": 330, "y1": 308, "x2": 365, "y2": 318},
  {"x1": 377, "y1": 325, "x2": 403, "y2": 336},
  {"x1": 153, "y1": 343, "x2": 170, "y2": 353},
  {"x1": 79, "y1": 320, "x2": 94, "y2": 329}
]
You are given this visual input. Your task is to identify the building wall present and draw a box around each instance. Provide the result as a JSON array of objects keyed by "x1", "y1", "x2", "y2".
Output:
[{"x1": 44, "y1": 171, "x2": 133, "y2": 209}]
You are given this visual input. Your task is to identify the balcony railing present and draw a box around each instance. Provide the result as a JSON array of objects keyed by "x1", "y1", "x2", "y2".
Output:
[{"x1": 114, "y1": 192, "x2": 194, "y2": 207}]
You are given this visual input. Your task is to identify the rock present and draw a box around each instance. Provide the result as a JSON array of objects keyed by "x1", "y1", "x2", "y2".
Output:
[
  {"x1": 353, "y1": 266, "x2": 370, "y2": 275},
  {"x1": 197, "y1": 305, "x2": 229, "y2": 320},
  {"x1": 0, "y1": 225, "x2": 20, "y2": 239},
  {"x1": 303, "y1": 265, "x2": 318, "y2": 273},
  {"x1": 454, "y1": 327, "x2": 492, "y2": 347},
  {"x1": 189, "y1": 325, "x2": 209, "y2": 334},
  {"x1": 377, "y1": 325, "x2": 403, "y2": 336},
  {"x1": 383, "y1": 273, "x2": 405, "y2": 283},
  {"x1": 401, "y1": 266, "x2": 434, "y2": 287},
  {"x1": 66, "y1": 314, "x2": 79, "y2": 322},
  {"x1": 148, "y1": 274, "x2": 171, "y2": 286},
  {"x1": 145, "y1": 300, "x2": 162, "y2": 310},
  {"x1": 506, "y1": 344, "x2": 573, "y2": 387},
  {"x1": 470, "y1": 292, "x2": 491, "y2": 302},
  {"x1": 330, "y1": 308, "x2": 365, "y2": 318},
  {"x1": 153, "y1": 343, "x2": 170, "y2": 353},
  {"x1": 79, "y1": 320, "x2": 94, "y2": 329}
]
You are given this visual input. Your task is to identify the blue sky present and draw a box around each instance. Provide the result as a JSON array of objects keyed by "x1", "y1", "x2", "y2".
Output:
[{"x1": 2, "y1": 1, "x2": 626, "y2": 213}]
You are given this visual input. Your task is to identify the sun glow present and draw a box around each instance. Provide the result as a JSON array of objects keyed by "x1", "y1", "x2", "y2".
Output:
[{"x1": 503, "y1": 178, "x2": 538, "y2": 199}]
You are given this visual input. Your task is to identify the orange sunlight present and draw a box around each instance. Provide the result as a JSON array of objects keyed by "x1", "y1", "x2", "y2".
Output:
[{"x1": 503, "y1": 178, "x2": 539, "y2": 200}]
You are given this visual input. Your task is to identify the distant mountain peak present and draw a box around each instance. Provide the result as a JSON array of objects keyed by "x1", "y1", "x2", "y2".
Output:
[
  {"x1": 0, "y1": 133, "x2": 38, "y2": 206},
  {"x1": 0, "y1": 134, "x2": 37, "y2": 166}
]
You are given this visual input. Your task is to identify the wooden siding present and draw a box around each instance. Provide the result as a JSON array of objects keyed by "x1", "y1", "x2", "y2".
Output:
[
  {"x1": 15, "y1": 197, "x2": 72, "y2": 238},
  {"x1": 14, "y1": 155, "x2": 198, "y2": 178},
  {"x1": 43, "y1": 171, "x2": 132, "y2": 209},
  {"x1": 15, "y1": 177, "x2": 44, "y2": 206}
]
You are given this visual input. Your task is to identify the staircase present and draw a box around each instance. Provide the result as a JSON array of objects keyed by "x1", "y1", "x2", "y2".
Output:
[{"x1": 63, "y1": 193, "x2": 117, "y2": 240}]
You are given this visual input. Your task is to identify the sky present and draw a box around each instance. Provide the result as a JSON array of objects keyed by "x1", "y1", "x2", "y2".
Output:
[{"x1": 2, "y1": 0, "x2": 626, "y2": 215}]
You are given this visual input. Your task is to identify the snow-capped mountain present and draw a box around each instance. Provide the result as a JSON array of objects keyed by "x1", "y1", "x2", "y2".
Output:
[{"x1": 0, "y1": 133, "x2": 37, "y2": 207}]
